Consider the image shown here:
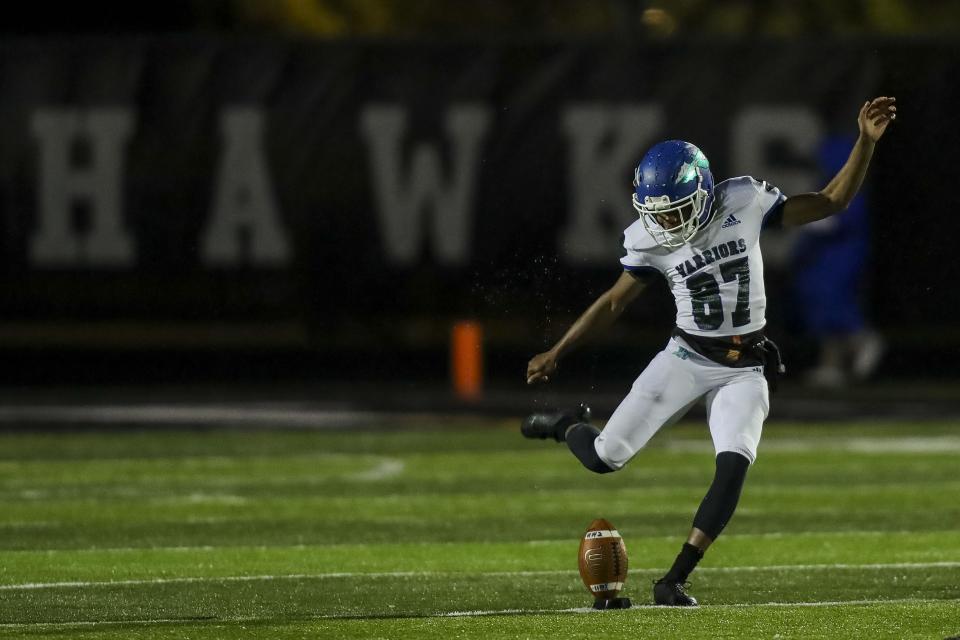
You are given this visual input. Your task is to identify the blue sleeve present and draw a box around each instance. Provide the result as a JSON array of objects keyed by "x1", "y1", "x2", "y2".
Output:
[
  {"x1": 761, "y1": 197, "x2": 787, "y2": 231},
  {"x1": 623, "y1": 265, "x2": 662, "y2": 282}
]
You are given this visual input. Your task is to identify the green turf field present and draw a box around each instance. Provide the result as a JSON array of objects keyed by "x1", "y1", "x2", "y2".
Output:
[{"x1": 0, "y1": 419, "x2": 958, "y2": 638}]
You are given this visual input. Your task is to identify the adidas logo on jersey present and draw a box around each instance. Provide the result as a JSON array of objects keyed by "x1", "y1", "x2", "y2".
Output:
[{"x1": 721, "y1": 214, "x2": 742, "y2": 228}]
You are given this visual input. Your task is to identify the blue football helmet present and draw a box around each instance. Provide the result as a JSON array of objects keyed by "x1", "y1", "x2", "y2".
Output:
[{"x1": 632, "y1": 140, "x2": 715, "y2": 248}]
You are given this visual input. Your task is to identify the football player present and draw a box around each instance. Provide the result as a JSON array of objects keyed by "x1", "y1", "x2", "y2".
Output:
[{"x1": 522, "y1": 97, "x2": 895, "y2": 606}]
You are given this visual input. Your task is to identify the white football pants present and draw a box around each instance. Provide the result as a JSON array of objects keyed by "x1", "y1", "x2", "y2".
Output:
[{"x1": 594, "y1": 337, "x2": 769, "y2": 470}]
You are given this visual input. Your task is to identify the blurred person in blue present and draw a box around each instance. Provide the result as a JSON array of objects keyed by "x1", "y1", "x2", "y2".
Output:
[{"x1": 792, "y1": 134, "x2": 884, "y2": 387}]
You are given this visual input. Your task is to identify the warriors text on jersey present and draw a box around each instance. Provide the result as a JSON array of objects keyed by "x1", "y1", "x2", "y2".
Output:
[{"x1": 620, "y1": 177, "x2": 785, "y2": 337}]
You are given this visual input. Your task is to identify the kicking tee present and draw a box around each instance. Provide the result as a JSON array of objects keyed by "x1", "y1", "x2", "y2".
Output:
[{"x1": 620, "y1": 176, "x2": 785, "y2": 337}]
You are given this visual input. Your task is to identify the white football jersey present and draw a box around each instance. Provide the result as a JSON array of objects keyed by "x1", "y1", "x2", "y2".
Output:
[{"x1": 621, "y1": 176, "x2": 785, "y2": 337}]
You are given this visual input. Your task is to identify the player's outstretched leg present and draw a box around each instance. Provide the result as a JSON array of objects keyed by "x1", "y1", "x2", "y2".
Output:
[
  {"x1": 653, "y1": 451, "x2": 751, "y2": 606},
  {"x1": 521, "y1": 403, "x2": 614, "y2": 473},
  {"x1": 520, "y1": 403, "x2": 591, "y2": 442}
]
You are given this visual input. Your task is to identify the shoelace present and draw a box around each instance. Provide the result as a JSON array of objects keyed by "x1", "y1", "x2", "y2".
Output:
[{"x1": 652, "y1": 579, "x2": 694, "y2": 595}]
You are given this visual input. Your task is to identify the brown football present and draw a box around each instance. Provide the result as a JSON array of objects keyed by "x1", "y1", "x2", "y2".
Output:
[{"x1": 577, "y1": 518, "x2": 628, "y2": 600}]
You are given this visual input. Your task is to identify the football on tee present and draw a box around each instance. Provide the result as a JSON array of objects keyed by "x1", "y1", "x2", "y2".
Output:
[{"x1": 577, "y1": 518, "x2": 628, "y2": 600}]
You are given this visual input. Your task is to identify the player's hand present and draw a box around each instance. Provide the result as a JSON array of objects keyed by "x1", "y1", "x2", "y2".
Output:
[
  {"x1": 858, "y1": 96, "x2": 896, "y2": 143},
  {"x1": 526, "y1": 350, "x2": 559, "y2": 385}
]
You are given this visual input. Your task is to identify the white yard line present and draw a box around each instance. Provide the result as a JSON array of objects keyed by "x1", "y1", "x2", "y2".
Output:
[
  {"x1": 666, "y1": 436, "x2": 960, "y2": 453},
  {"x1": 0, "y1": 597, "x2": 949, "y2": 629},
  {"x1": 2, "y1": 561, "x2": 958, "y2": 591},
  {"x1": 435, "y1": 597, "x2": 948, "y2": 617},
  {"x1": 0, "y1": 521, "x2": 944, "y2": 556},
  {"x1": 0, "y1": 521, "x2": 957, "y2": 556},
  {"x1": 0, "y1": 528, "x2": 951, "y2": 553},
  {"x1": 348, "y1": 458, "x2": 405, "y2": 481}
]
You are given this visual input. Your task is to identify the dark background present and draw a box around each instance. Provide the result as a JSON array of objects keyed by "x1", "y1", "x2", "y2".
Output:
[{"x1": 0, "y1": 1, "x2": 957, "y2": 404}]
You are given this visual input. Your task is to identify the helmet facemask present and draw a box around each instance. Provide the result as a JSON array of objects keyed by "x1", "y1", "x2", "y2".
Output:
[{"x1": 633, "y1": 167, "x2": 710, "y2": 248}]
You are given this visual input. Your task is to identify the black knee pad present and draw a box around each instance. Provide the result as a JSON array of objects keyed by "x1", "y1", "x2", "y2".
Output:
[
  {"x1": 692, "y1": 451, "x2": 750, "y2": 539},
  {"x1": 566, "y1": 423, "x2": 614, "y2": 474}
]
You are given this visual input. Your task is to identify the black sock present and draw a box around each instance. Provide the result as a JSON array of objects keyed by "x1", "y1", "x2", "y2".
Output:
[
  {"x1": 663, "y1": 542, "x2": 704, "y2": 583},
  {"x1": 661, "y1": 452, "x2": 751, "y2": 584},
  {"x1": 552, "y1": 413, "x2": 579, "y2": 442},
  {"x1": 692, "y1": 451, "x2": 750, "y2": 539},
  {"x1": 565, "y1": 423, "x2": 614, "y2": 474}
]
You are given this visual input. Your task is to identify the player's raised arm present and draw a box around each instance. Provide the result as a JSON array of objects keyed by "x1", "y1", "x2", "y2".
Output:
[
  {"x1": 779, "y1": 96, "x2": 896, "y2": 227},
  {"x1": 526, "y1": 271, "x2": 648, "y2": 385}
]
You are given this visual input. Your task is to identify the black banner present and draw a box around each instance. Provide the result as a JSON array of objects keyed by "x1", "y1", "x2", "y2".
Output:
[{"x1": 0, "y1": 38, "x2": 955, "y2": 352}]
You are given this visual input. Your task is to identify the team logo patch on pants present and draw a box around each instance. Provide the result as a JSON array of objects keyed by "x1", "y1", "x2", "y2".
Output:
[{"x1": 673, "y1": 346, "x2": 692, "y2": 360}]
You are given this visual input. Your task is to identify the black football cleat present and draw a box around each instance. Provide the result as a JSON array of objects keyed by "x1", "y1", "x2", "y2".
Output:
[
  {"x1": 520, "y1": 403, "x2": 591, "y2": 442},
  {"x1": 652, "y1": 579, "x2": 699, "y2": 607}
]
